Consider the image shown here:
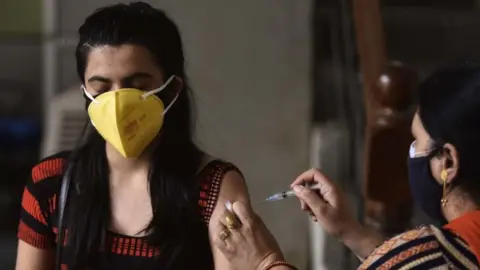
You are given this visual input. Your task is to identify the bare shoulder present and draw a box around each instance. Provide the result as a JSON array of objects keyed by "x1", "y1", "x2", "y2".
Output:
[
  {"x1": 218, "y1": 169, "x2": 249, "y2": 202},
  {"x1": 202, "y1": 154, "x2": 248, "y2": 202},
  {"x1": 207, "y1": 155, "x2": 249, "y2": 217},
  {"x1": 203, "y1": 156, "x2": 250, "y2": 269},
  {"x1": 196, "y1": 155, "x2": 249, "y2": 223}
]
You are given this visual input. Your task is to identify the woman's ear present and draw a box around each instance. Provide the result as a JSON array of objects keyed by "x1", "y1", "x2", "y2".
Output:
[
  {"x1": 442, "y1": 143, "x2": 459, "y2": 183},
  {"x1": 173, "y1": 76, "x2": 184, "y2": 96}
]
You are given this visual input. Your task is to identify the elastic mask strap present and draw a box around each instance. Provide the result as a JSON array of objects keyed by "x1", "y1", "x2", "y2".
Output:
[
  {"x1": 82, "y1": 85, "x2": 99, "y2": 104},
  {"x1": 163, "y1": 94, "x2": 179, "y2": 115},
  {"x1": 142, "y1": 75, "x2": 176, "y2": 99},
  {"x1": 409, "y1": 141, "x2": 433, "y2": 158}
]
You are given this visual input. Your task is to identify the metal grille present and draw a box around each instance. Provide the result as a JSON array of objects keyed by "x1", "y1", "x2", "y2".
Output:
[
  {"x1": 58, "y1": 111, "x2": 86, "y2": 151},
  {"x1": 41, "y1": 86, "x2": 86, "y2": 158}
]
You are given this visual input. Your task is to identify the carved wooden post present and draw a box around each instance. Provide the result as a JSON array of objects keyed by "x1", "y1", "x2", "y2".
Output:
[{"x1": 352, "y1": 0, "x2": 417, "y2": 235}]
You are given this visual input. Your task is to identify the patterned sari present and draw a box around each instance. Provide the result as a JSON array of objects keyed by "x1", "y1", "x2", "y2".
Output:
[{"x1": 359, "y1": 225, "x2": 479, "y2": 269}]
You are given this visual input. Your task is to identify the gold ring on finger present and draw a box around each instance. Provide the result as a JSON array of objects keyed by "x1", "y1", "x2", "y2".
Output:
[
  {"x1": 225, "y1": 214, "x2": 239, "y2": 229},
  {"x1": 219, "y1": 229, "x2": 231, "y2": 241}
]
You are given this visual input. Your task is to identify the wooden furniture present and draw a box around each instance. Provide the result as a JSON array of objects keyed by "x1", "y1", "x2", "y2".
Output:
[{"x1": 352, "y1": 0, "x2": 417, "y2": 236}]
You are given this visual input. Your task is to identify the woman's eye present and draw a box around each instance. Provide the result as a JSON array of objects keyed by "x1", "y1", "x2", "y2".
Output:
[
  {"x1": 92, "y1": 88, "x2": 109, "y2": 95},
  {"x1": 130, "y1": 83, "x2": 151, "y2": 90},
  {"x1": 88, "y1": 84, "x2": 110, "y2": 95}
]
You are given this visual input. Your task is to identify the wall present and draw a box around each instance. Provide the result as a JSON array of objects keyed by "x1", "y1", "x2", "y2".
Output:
[
  {"x1": 169, "y1": 2, "x2": 312, "y2": 266},
  {"x1": 0, "y1": 0, "x2": 41, "y2": 34},
  {"x1": 0, "y1": 0, "x2": 42, "y2": 118}
]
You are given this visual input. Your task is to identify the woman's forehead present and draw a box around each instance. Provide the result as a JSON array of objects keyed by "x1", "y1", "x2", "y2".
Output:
[{"x1": 85, "y1": 44, "x2": 162, "y2": 80}]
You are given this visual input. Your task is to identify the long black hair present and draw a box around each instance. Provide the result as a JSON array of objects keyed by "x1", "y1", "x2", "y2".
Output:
[
  {"x1": 65, "y1": 2, "x2": 212, "y2": 269},
  {"x1": 417, "y1": 63, "x2": 480, "y2": 204}
]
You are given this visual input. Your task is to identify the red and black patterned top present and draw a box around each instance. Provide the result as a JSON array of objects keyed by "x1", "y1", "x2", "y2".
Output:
[{"x1": 17, "y1": 151, "x2": 239, "y2": 269}]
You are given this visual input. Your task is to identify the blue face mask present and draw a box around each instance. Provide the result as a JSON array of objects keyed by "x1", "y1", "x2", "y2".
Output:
[{"x1": 407, "y1": 142, "x2": 447, "y2": 225}]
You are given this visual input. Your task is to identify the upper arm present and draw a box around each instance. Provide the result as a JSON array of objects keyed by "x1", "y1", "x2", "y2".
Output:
[
  {"x1": 208, "y1": 170, "x2": 250, "y2": 270},
  {"x1": 16, "y1": 241, "x2": 54, "y2": 270}
]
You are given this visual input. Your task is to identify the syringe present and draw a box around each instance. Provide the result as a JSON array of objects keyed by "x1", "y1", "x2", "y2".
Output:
[{"x1": 263, "y1": 183, "x2": 318, "y2": 202}]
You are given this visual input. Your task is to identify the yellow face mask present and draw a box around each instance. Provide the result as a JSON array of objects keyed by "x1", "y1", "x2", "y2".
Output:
[{"x1": 83, "y1": 75, "x2": 177, "y2": 158}]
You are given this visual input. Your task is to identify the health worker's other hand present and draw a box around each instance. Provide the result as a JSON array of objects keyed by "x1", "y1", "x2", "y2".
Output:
[{"x1": 212, "y1": 201, "x2": 285, "y2": 270}]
